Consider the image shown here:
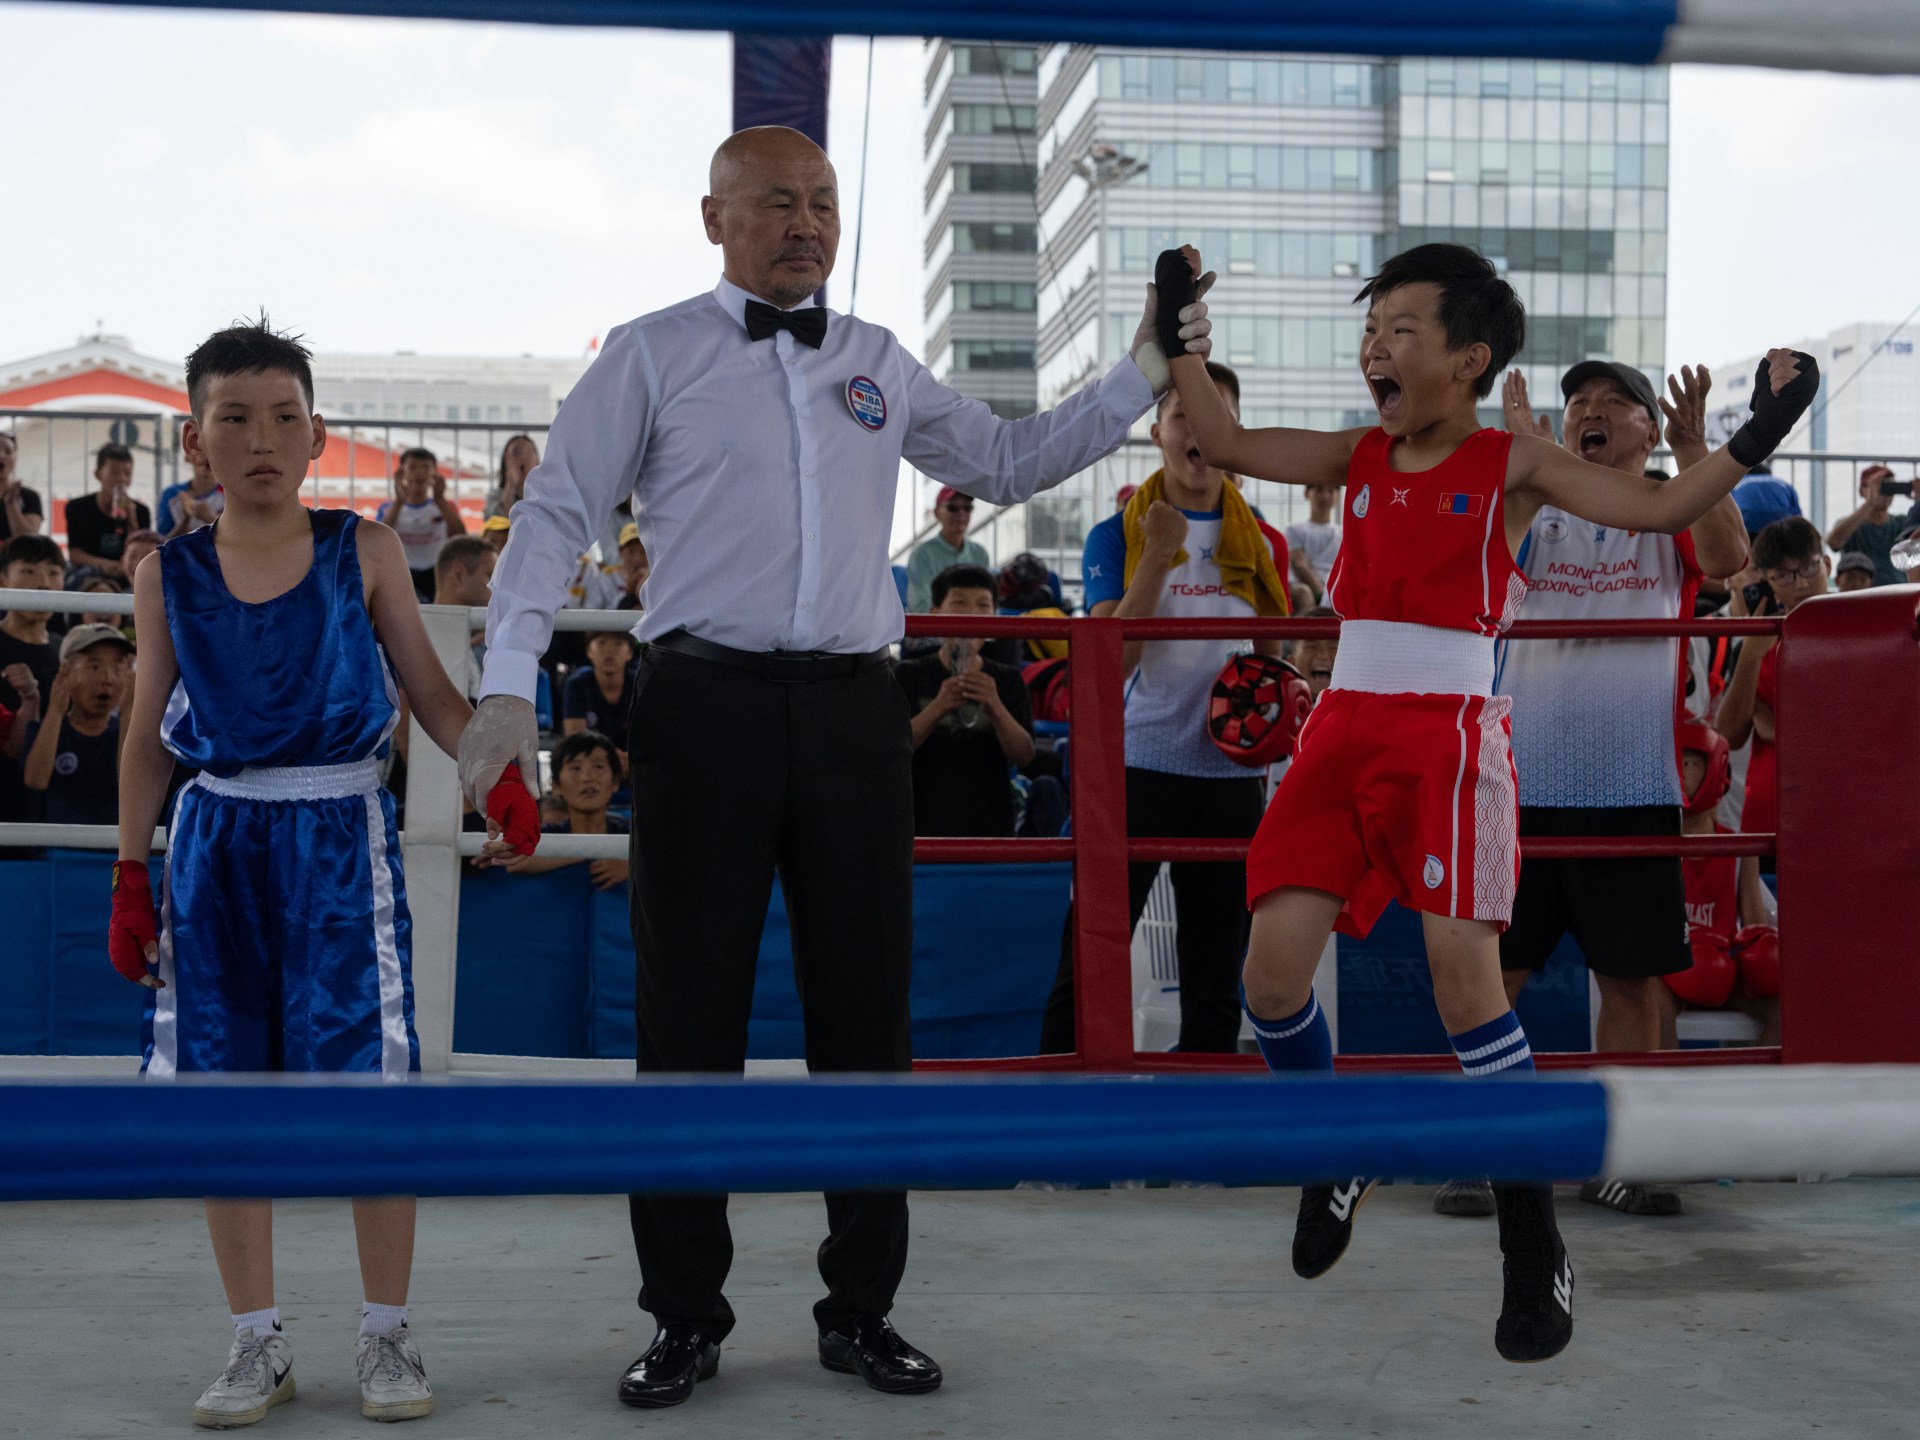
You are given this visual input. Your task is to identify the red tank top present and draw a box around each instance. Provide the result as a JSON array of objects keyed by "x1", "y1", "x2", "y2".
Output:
[
  {"x1": 1326, "y1": 427, "x2": 1526, "y2": 637},
  {"x1": 1682, "y1": 823, "x2": 1740, "y2": 943}
]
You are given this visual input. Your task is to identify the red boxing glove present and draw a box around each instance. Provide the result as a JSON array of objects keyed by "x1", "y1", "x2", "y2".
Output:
[
  {"x1": 1664, "y1": 928, "x2": 1736, "y2": 1008},
  {"x1": 486, "y1": 762, "x2": 541, "y2": 857},
  {"x1": 108, "y1": 860, "x2": 160, "y2": 986},
  {"x1": 1732, "y1": 924, "x2": 1781, "y2": 999}
]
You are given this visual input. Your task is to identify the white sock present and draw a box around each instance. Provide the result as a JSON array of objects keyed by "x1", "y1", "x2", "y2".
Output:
[
  {"x1": 233, "y1": 1307, "x2": 280, "y2": 1336},
  {"x1": 360, "y1": 1302, "x2": 407, "y2": 1337}
]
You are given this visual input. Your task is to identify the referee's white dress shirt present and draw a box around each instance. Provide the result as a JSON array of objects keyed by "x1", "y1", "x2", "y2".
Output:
[{"x1": 479, "y1": 276, "x2": 1154, "y2": 701}]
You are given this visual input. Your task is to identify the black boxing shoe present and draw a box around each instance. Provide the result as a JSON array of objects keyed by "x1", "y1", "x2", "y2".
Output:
[
  {"x1": 817, "y1": 1315, "x2": 943, "y2": 1395},
  {"x1": 617, "y1": 1324, "x2": 719, "y2": 1408},
  {"x1": 1493, "y1": 1183, "x2": 1574, "y2": 1363},
  {"x1": 1292, "y1": 1178, "x2": 1376, "y2": 1279}
]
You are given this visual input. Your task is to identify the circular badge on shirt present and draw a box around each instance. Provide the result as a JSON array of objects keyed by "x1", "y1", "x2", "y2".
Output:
[
  {"x1": 845, "y1": 376, "x2": 887, "y2": 432},
  {"x1": 1541, "y1": 517, "x2": 1568, "y2": 544},
  {"x1": 1352, "y1": 484, "x2": 1371, "y2": 519}
]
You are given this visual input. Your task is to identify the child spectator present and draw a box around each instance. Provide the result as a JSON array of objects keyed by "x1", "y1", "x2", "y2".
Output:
[
  {"x1": 617, "y1": 522, "x2": 650, "y2": 610},
  {"x1": 1833, "y1": 551, "x2": 1876, "y2": 593},
  {"x1": 563, "y1": 631, "x2": 638, "y2": 765},
  {"x1": 1290, "y1": 605, "x2": 1341, "y2": 700},
  {"x1": 481, "y1": 514, "x2": 512, "y2": 555},
  {"x1": 160, "y1": 456, "x2": 225, "y2": 538},
  {"x1": 497, "y1": 730, "x2": 630, "y2": 890},
  {"x1": 376, "y1": 447, "x2": 467, "y2": 602},
  {"x1": 894, "y1": 564, "x2": 1035, "y2": 837},
  {"x1": 0, "y1": 431, "x2": 45, "y2": 540},
  {"x1": 1716, "y1": 517, "x2": 1827, "y2": 873},
  {"x1": 484, "y1": 434, "x2": 540, "y2": 521},
  {"x1": 76, "y1": 576, "x2": 133, "y2": 637},
  {"x1": 23, "y1": 622, "x2": 131, "y2": 825},
  {"x1": 1659, "y1": 721, "x2": 1779, "y2": 1046},
  {"x1": 1, "y1": 663, "x2": 39, "y2": 759},
  {"x1": 121, "y1": 530, "x2": 162, "y2": 585},
  {"x1": 64, "y1": 442, "x2": 153, "y2": 577},
  {"x1": 0, "y1": 534, "x2": 66, "y2": 828}
]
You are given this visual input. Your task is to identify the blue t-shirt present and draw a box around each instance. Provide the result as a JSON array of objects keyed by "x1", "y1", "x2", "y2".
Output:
[
  {"x1": 32, "y1": 716, "x2": 119, "y2": 826},
  {"x1": 1085, "y1": 509, "x2": 1280, "y2": 779},
  {"x1": 563, "y1": 666, "x2": 636, "y2": 738}
]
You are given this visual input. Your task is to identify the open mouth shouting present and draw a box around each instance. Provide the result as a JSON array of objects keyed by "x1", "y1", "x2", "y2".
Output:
[
  {"x1": 1368, "y1": 372, "x2": 1404, "y2": 421},
  {"x1": 1577, "y1": 426, "x2": 1610, "y2": 458}
]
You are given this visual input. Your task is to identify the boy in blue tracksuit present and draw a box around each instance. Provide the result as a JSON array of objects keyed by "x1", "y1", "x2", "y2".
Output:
[{"x1": 110, "y1": 319, "x2": 538, "y2": 1428}]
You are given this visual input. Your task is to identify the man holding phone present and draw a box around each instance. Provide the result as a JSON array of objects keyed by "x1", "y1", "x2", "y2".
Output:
[
  {"x1": 64, "y1": 443, "x2": 152, "y2": 576},
  {"x1": 1826, "y1": 463, "x2": 1915, "y2": 585}
]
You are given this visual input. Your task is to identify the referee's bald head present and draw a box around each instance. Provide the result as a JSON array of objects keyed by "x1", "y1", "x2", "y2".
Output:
[{"x1": 704, "y1": 126, "x2": 841, "y2": 308}]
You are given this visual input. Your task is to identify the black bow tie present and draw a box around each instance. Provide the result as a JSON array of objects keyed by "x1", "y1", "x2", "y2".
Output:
[{"x1": 744, "y1": 299, "x2": 827, "y2": 349}]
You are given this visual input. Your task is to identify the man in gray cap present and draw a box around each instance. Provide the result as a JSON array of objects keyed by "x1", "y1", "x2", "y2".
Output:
[{"x1": 1429, "y1": 359, "x2": 1749, "y2": 1222}]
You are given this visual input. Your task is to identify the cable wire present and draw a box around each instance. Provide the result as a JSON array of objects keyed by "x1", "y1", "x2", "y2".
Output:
[{"x1": 848, "y1": 35, "x2": 876, "y2": 317}]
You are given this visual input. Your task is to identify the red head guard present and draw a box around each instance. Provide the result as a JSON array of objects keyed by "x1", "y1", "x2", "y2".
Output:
[
  {"x1": 1677, "y1": 717, "x2": 1731, "y2": 817},
  {"x1": 1209, "y1": 654, "x2": 1312, "y2": 768}
]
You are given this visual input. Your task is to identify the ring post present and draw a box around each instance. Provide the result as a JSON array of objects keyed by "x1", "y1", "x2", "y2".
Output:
[
  {"x1": 404, "y1": 605, "x2": 472, "y2": 1072},
  {"x1": 1777, "y1": 587, "x2": 1920, "y2": 1063},
  {"x1": 1069, "y1": 616, "x2": 1134, "y2": 1070}
]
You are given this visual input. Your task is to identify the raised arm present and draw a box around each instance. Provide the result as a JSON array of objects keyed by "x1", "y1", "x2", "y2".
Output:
[
  {"x1": 1160, "y1": 247, "x2": 1362, "y2": 487},
  {"x1": 1511, "y1": 350, "x2": 1818, "y2": 537}
]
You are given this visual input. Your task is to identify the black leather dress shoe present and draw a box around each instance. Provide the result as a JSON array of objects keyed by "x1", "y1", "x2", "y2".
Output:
[
  {"x1": 817, "y1": 1315, "x2": 942, "y2": 1394},
  {"x1": 617, "y1": 1324, "x2": 719, "y2": 1408}
]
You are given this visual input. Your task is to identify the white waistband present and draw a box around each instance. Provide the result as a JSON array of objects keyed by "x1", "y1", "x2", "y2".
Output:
[
  {"x1": 1328, "y1": 619, "x2": 1497, "y2": 698},
  {"x1": 194, "y1": 759, "x2": 381, "y2": 802}
]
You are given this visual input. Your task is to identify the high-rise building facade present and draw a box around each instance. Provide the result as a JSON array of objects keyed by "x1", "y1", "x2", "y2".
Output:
[
  {"x1": 922, "y1": 40, "x2": 1042, "y2": 426},
  {"x1": 930, "y1": 48, "x2": 1670, "y2": 583}
]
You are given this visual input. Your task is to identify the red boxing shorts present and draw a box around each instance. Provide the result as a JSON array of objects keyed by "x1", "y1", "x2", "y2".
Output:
[{"x1": 1246, "y1": 688, "x2": 1519, "y2": 938}]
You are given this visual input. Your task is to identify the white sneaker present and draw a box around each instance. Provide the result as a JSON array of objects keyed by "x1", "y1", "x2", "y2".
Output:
[
  {"x1": 192, "y1": 1326, "x2": 295, "y2": 1429},
  {"x1": 355, "y1": 1324, "x2": 434, "y2": 1422}
]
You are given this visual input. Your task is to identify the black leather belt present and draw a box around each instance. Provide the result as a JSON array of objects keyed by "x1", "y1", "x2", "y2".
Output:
[{"x1": 646, "y1": 629, "x2": 890, "y2": 684}]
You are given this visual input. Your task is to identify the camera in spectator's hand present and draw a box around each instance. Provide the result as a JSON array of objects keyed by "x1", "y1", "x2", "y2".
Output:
[
  {"x1": 1742, "y1": 578, "x2": 1777, "y2": 615},
  {"x1": 1880, "y1": 478, "x2": 1915, "y2": 498}
]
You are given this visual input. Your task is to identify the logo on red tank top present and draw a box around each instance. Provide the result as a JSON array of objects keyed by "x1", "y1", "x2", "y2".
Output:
[
  {"x1": 1353, "y1": 484, "x2": 1370, "y2": 518},
  {"x1": 1437, "y1": 493, "x2": 1487, "y2": 517}
]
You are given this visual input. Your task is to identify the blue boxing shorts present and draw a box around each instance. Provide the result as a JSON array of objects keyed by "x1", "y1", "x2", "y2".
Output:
[{"x1": 143, "y1": 760, "x2": 420, "y2": 1078}]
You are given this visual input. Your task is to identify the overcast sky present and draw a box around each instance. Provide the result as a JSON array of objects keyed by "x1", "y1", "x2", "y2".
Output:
[{"x1": 3, "y1": 4, "x2": 1917, "y2": 382}]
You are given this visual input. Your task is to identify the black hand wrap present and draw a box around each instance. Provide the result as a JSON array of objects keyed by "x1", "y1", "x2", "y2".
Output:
[
  {"x1": 1728, "y1": 351, "x2": 1820, "y2": 469},
  {"x1": 1154, "y1": 249, "x2": 1198, "y2": 360}
]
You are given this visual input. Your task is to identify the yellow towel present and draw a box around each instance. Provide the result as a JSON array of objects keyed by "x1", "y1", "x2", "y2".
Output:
[{"x1": 1121, "y1": 470, "x2": 1291, "y2": 616}]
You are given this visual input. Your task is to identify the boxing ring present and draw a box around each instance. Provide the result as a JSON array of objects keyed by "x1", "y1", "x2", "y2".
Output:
[{"x1": 1, "y1": 585, "x2": 1918, "y2": 1199}]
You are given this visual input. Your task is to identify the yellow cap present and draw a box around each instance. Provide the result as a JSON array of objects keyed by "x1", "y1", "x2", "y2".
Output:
[
  {"x1": 617, "y1": 522, "x2": 641, "y2": 548},
  {"x1": 482, "y1": 514, "x2": 511, "y2": 532}
]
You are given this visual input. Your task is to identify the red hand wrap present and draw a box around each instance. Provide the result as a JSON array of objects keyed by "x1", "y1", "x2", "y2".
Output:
[
  {"x1": 1663, "y1": 928, "x2": 1737, "y2": 1008},
  {"x1": 108, "y1": 860, "x2": 159, "y2": 984},
  {"x1": 1731, "y1": 924, "x2": 1781, "y2": 999},
  {"x1": 486, "y1": 762, "x2": 541, "y2": 856}
]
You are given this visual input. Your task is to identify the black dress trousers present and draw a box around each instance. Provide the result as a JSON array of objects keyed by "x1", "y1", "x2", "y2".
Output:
[
  {"x1": 624, "y1": 646, "x2": 915, "y2": 1340},
  {"x1": 1040, "y1": 766, "x2": 1266, "y2": 1055}
]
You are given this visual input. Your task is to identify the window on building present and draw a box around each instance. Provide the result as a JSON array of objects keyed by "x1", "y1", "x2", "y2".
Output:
[
  {"x1": 955, "y1": 222, "x2": 1037, "y2": 253},
  {"x1": 952, "y1": 103, "x2": 1035, "y2": 134},
  {"x1": 467, "y1": 406, "x2": 481, "y2": 421},
  {"x1": 952, "y1": 44, "x2": 1036, "y2": 76},
  {"x1": 953, "y1": 341, "x2": 1034, "y2": 371},
  {"x1": 508, "y1": 406, "x2": 523, "y2": 422},
  {"x1": 487, "y1": 406, "x2": 501, "y2": 422},
  {"x1": 952, "y1": 162, "x2": 1032, "y2": 194},
  {"x1": 954, "y1": 282, "x2": 1036, "y2": 312}
]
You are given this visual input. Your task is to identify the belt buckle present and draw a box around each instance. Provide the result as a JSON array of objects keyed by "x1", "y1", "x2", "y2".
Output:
[{"x1": 765, "y1": 651, "x2": 820, "y2": 684}]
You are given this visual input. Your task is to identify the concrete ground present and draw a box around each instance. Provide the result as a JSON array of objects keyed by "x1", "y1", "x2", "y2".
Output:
[{"x1": 5, "y1": 1180, "x2": 1918, "y2": 1439}]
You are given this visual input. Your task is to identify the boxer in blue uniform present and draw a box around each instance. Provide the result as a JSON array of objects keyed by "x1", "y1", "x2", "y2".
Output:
[{"x1": 110, "y1": 319, "x2": 539, "y2": 1429}]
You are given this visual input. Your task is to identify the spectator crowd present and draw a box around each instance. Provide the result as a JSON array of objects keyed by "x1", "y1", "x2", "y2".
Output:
[{"x1": 1, "y1": 424, "x2": 1916, "y2": 1055}]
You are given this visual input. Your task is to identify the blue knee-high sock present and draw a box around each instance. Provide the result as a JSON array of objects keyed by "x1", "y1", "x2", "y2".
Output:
[
  {"x1": 1449, "y1": 1010, "x2": 1535, "y2": 1076},
  {"x1": 1246, "y1": 990, "x2": 1333, "y2": 1073}
]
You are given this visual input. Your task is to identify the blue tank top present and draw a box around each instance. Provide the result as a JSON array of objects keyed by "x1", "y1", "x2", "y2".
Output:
[{"x1": 160, "y1": 509, "x2": 399, "y2": 775}]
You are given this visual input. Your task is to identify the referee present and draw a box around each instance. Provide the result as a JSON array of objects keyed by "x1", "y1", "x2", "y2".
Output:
[{"x1": 458, "y1": 126, "x2": 1212, "y2": 1410}]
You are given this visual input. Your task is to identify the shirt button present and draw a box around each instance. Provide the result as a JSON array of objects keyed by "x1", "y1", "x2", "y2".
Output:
[
  {"x1": 804, "y1": 469, "x2": 815, "y2": 478},
  {"x1": 806, "y1": 532, "x2": 816, "y2": 541}
]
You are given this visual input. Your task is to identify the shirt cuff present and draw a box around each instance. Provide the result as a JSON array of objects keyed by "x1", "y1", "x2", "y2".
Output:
[
  {"x1": 478, "y1": 648, "x2": 541, "y2": 704},
  {"x1": 1103, "y1": 353, "x2": 1157, "y2": 419}
]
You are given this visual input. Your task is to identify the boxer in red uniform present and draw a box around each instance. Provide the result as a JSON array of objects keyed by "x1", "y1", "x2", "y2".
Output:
[
  {"x1": 1158, "y1": 241, "x2": 1816, "y2": 1363},
  {"x1": 1658, "y1": 720, "x2": 1779, "y2": 1046}
]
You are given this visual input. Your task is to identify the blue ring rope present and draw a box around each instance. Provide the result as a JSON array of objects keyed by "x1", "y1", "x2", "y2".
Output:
[{"x1": 0, "y1": 1075, "x2": 1609, "y2": 1200}]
